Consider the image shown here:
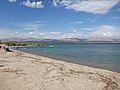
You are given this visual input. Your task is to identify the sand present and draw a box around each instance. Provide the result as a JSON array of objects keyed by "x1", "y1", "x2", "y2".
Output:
[{"x1": 0, "y1": 50, "x2": 120, "y2": 90}]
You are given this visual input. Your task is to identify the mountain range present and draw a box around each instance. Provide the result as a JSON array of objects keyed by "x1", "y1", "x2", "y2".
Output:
[{"x1": 1, "y1": 37, "x2": 120, "y2": 44}]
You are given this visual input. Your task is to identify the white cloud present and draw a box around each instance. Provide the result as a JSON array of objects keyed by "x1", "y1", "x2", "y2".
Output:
[
  {"x1": 82, "y1": 28, "x2": 93, "y2": 31},
  {"x1": 73, "y1": 30, "x2": 77, "y2": 32},
  {"x1": 8, "y1": 0, "x2": 119, "y2": 14},
  {"x1": 11, "y1": 21, "x2": 46, "y2": 31},
  {"x1": 8, "y1": 0, "x2": 16, "y2": 2},
  {"x1": 90, "y1": 25, "x2": 120, "y2": 38},
  {"x1": 29, "y1": 32, "x2": 44, "y2": 35},
  {"x1": 50, "y1": 31, "x2": 61, "y2": 35},
  {"x1": 62, "y1": 25, "x2": 120, "y2": 39},
  {"x1": 46, "y1": 31, "x2": 62, "y2": 39},
  {"x1": 8, "y1": 0, "x2": 44, "y2": 8},
  {"x1": 0, "y1": 21, "x2": 49, "y2": 39},
  {"x1": 62, "y1": 29, "x2": 83, "y2": 38},
  {"x1": 53, "y1": 0, "x2": 119, "y2": 14},
  {"x1": 0, "y1": 29, "x2": 44, "y2": 39},
  {"x1": 63, "y1": 33, "x2": 82, "y2": 38},
  {"x1": 1, "y1": 23, "x2": 120, "y2": 39},
  {"x1": 27, "y1": 31, "x2": 45, "y2": 38},
  {"x1": 71, "y1": 21, "x2": 83, "y2": 24},
  {"x1": 0, "y1": 29, "x2": 21, "y2": 38},
  {"x1": 29, "y1": 32, "x2": 37, "y2": 35},
  {"x1": 23, "y1": 0, "x2": 44, "y2": 8},
  {"x1": 22, "y1": 23, "x2": 40, "y2": 31}
]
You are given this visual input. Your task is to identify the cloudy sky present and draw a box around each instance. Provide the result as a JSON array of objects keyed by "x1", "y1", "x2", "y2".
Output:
[{"x1": 0, "y1": 0, "x2": 120, "y2": 39}]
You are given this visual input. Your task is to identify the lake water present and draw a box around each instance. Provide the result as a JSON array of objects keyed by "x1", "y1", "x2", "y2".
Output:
[{"x1": 16, "y1": 43, "x2": 120, "y2": 72}]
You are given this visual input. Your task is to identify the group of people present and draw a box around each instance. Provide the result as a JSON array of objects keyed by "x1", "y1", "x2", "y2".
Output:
[{"x1": 0, "y1": 44, "x2": 11, "y2": 52}]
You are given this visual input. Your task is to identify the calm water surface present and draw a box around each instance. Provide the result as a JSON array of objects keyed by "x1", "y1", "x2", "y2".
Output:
[{"x1": 16, "y1": 43, "x2": 120, "y2": 72}]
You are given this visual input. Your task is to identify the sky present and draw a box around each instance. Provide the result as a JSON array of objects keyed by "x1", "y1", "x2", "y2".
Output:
[{"x1": 0, "y1": 0, "x2": 120, "y2": 39}]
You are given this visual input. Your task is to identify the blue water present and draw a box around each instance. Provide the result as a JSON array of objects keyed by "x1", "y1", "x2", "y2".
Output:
[{"x1": 16, "y1": 43, "x2": 120, "y2": 72}]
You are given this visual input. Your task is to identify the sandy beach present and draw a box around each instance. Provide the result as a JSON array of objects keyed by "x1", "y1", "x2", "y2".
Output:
[{"x1": 0, "y1": 50, "x2": 120, "y2": 90}]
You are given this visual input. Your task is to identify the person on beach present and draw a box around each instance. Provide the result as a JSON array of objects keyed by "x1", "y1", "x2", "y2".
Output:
[{"x1": 0, "y1": 44, "x2": 11, "y2": 52}]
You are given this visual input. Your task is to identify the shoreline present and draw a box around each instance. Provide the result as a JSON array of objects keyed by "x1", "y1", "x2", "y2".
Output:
[
  {"x1": 12, "y1": 47, "x2": 120, "y2": 73},
  {"x1": 14, "y1": 49, "x2": 120, "y2": 73},
  {"x1": 0, "y1": 49, "x2": 120, "y2": 90}
]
